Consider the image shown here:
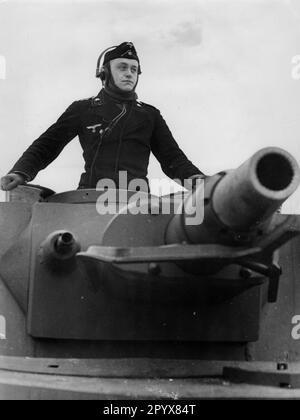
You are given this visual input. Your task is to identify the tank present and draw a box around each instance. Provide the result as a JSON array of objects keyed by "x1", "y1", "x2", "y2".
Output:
[{"x1": 1, "y1": 146, "x2": 300, "y2": 400}]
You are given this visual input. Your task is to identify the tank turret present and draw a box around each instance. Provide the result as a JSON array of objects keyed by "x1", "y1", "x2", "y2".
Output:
[{"x1": 1, "y1": 147, "x2": 300, "y2": 399}]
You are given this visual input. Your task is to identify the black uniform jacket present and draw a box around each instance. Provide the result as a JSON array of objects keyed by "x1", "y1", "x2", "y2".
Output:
[{"x1": 10, "y1": 89, "x2": 203, "y2": 189}]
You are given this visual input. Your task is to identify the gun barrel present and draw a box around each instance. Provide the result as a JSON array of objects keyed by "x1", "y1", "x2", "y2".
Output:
[
  {"x1": 166, "y1": 147, "x2": 300, "y2": 245},
  {"x1": 213, "y1": 147, "x2": 300, "y2": 230}
]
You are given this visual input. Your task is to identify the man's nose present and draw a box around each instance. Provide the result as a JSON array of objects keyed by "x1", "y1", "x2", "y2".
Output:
[{"x1": 125, "y1": 69, "x2": 133, "y2": 78}]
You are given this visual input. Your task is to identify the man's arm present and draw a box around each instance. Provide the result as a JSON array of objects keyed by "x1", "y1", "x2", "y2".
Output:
[
  {"x1": 1, "y1": 101, "x2": 81, "y2": 190},
  {"x1": 150, "y1": 107, "x2": 206, "y2": 187}
]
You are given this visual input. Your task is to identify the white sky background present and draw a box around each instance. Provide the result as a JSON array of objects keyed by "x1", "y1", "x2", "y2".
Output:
[{"x1": 0, "y1": 0, "x2": 300, "y2": 212}]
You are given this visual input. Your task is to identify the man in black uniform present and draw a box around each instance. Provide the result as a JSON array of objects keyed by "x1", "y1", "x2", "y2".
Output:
[{"x1": 1, "y1": 42, "x2": 205, "y2": 192}]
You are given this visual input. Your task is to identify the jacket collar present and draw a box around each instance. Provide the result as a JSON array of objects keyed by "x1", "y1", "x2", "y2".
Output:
[{"x1": 91, "y1": 89, "x2": 140, "y2": 109}]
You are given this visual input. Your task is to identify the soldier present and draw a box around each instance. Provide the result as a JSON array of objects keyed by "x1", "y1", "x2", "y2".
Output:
[{"x1": 0, "y1": 42, "x2": 205, "y2": 192}]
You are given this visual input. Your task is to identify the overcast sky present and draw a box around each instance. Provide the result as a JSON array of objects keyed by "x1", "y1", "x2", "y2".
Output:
[{"x1": 0, "y1": 0, "x2": 300, "y2": 211}]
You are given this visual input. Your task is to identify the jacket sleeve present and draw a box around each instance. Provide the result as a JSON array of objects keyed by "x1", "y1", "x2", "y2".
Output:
[
  {"x1": 9, "y1": 101, "x2": 81, "y2": 181},
  {"x1": 150, "y1": 107, "x2": 204, "y2": 183}
]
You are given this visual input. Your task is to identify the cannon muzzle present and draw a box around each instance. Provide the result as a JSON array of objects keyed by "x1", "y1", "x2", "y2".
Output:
[{"x1": 166, "y1": 147, "x2": 300, "y2": 245}]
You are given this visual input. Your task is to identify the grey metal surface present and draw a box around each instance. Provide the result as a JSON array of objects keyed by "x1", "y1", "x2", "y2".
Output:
[
  {"x1": 27, "y1": 202, "x2": 262, "y2": 342},
  {"x1": 45, "y1": 189, "x2": 157, "y2": 204},
  {"x1": 0, "y1": 356, "x2": 299, "y2": 379},
  {"x1": 248, "y1": 234, "x2": 300, "y2": 362},
  {"x1": 2, "y1": 369, "x2": 300, "y2": 400},
  {"x1": 223, "y1": 365, "x2": 300, "y2": 388},
  {"x1": 78, "y1": 243, "x2": 262, "y2": 263}
]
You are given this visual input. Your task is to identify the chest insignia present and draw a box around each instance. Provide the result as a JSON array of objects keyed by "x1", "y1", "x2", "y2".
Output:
[{"x1": 86, "y1": 123, "x2": 103, "y2": 133}]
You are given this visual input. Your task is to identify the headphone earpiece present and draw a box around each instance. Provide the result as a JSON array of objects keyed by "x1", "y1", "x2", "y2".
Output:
[
  {"x1": 99, "y1": 66, "x2": 106, "y2": 81},
  {"x1": 96, "y1": 46, "x2": 116, "y2": 79}
]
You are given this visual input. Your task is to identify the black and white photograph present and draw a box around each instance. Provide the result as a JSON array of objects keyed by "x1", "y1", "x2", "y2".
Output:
[{"x1": 1, "y1": 0, "x2": 300, "y2": 402}]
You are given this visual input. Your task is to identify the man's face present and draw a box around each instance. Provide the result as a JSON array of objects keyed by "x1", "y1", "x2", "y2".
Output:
[{"x1": 109, "y1": 58, "x2": 139, "y2": 91}]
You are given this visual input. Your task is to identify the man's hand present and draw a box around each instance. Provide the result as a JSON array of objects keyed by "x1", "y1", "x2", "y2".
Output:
[{"x1": 0, "y1": 173, "x2": 26, "y2": 191}]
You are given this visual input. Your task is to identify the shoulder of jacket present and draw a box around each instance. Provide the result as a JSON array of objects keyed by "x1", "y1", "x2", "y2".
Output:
[
  {"x1": 63, "y1": 97, "x2": 101, "y2": 114},
  {"x1": 65, "y1": 98, "x2": 90, "y2": 110},
  {"x1": 69, "y1": 96, "x2": 100, "y2": 107},
  {"x1": 136, "y1": 101, "x2": 160, "y2": 113}
]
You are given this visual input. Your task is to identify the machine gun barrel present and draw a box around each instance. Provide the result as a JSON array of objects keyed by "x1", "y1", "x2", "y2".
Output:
[{"x1": 166, "y1": 147, "x2": 300, "y2": 245}]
